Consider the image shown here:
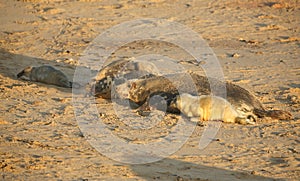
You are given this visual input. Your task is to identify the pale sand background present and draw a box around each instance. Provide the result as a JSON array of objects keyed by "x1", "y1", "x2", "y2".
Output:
[{"x1": 0, "y1": 0, "x2": 299, "y2": 180}]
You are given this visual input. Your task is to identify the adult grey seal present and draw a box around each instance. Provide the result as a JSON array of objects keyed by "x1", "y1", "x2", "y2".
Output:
[
  {"x1": 128, "y1": 72, "x2": 293, "y2": 122},
  {"x1": 89, "y1": 58, "x2": 292, "y2": 122}
]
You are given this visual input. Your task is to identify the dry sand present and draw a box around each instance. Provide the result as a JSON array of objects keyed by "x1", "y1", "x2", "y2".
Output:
[{"x1": 0, "y1": 0, "x2": 299, "y2": 180}]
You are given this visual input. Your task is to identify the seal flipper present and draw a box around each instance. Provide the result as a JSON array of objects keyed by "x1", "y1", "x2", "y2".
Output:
[
  {"x1": 254, "y1": 108, "x2": 293, "y2": 120},
  {"x1": 17, "y1": 70, "x2": 25, "y2": 78},
  {"x1": 265, "y1": 110, "x2": 293, "y2": 120}
]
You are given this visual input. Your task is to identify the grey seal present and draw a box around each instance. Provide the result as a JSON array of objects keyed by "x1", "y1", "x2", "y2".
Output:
[{"x1": 17, "y1": 65, "x2": 79, "y2": 88}]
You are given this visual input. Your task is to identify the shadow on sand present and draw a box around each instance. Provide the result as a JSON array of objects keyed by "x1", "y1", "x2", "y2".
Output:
[
  {"x1": 0, "y1": 48, "x2": 93, "y2": 93},
  {"x1": 129, "y1": 157, "x2": 282, "y2": 181}
]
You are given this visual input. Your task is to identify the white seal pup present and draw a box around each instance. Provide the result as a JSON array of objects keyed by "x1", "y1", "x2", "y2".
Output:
[
  {"x1": 174, "y1": 93, "x2": 256, "y2": 125},
  {"x1": 17, "y1": 65, "x2": 79, "y2": 88}
]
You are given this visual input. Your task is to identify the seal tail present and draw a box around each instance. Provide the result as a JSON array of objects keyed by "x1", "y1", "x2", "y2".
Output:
[{"x1": 254, "y1": 108, "x2": 293, "y2": 120}]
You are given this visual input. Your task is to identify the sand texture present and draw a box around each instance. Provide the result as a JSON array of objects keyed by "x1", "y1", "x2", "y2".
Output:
[{"x1": 0, "y1": 0, "x2": 299, "y2": 180}]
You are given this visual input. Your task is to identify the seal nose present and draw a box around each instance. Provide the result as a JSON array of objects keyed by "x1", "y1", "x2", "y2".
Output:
[{"x1": 17, "y1": 70, "x2": 24, "y2": 78}]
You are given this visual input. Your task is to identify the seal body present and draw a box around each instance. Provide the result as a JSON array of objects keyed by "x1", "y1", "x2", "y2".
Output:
[
  {"x1": 17, "y1": 65, "x2": 75, "y2": 88},
  {"x1": 91, "y1": 59, "x2": 292, "y2": 121},
  {"x1": 174, "y1": 93, "x2": 256, "y2": 124},
  {"x1": 92, "y1": 59, "x2": 160, "y2": 98},
  {"x1": 128, "y1": 73, "x2": 292, "y2": 121}
]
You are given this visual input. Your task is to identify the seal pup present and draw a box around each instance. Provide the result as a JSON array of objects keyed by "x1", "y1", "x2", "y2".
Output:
[
  {"x1": 173, "y1": 93, "x2": 256, "y2": 125},
  {"x1": 17, "y1": 65, "x2": 79, "y2": 88}
]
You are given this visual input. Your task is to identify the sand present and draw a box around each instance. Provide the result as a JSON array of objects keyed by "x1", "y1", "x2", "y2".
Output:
[{"x1": 0, "y1": 0, "x2": 299, "y2": 180}]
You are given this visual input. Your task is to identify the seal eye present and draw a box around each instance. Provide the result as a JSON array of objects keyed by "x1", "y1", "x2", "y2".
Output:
[{"x1": 247, "y1": 115, "x2": 256, "y2": 123}]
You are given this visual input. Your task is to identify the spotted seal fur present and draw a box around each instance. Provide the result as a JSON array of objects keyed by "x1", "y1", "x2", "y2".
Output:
[{"x1": 92, "y1": 60, "x2": 158, "y2": 98}]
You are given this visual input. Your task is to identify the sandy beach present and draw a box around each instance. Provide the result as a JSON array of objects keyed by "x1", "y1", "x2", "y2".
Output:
[{"x1": 0, "y1": 0, "x2": 299, "y2": 180}]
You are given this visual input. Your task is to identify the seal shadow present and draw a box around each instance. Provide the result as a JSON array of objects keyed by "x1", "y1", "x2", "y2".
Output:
[
  {"x1": 0, "y1": 48, "x2": 91, "y2": 93},
  {"x1": 129, "y1": 157, "x2": 283, "y2": 181}
]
